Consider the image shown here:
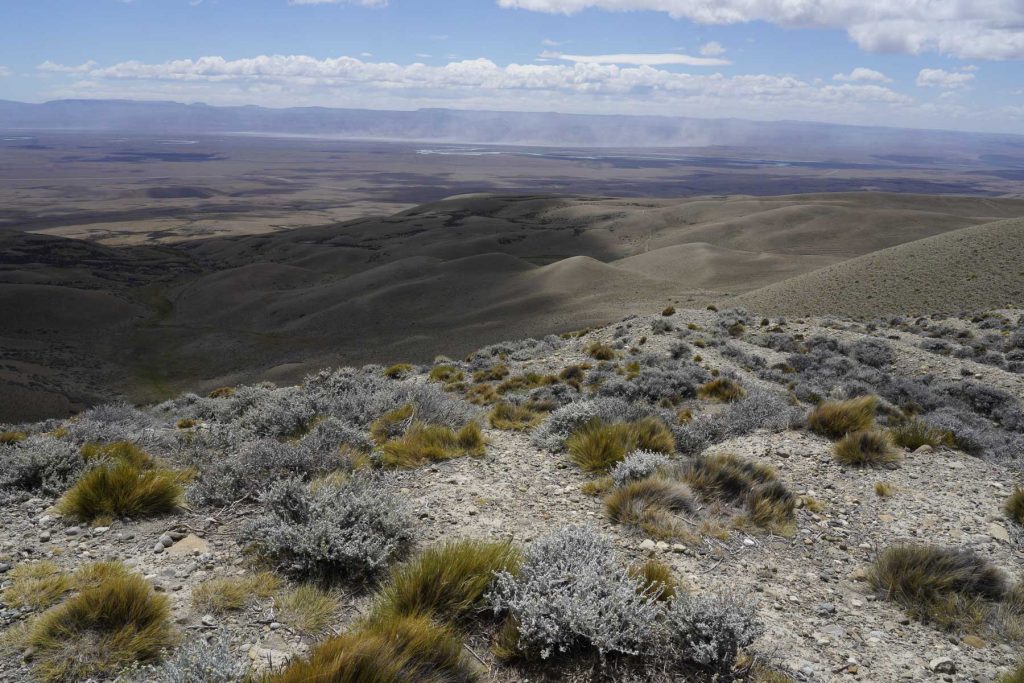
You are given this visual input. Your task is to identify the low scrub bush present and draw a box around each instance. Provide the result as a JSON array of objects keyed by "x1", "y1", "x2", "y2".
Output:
[
  {"x1": 566, "y1": 417, "x2": 673, "y2": 472},
  {"x1": 663, "y1": 592, "x2": 764, "y2": 677},
  {"x1": 23, "y1": 565, "x2": 176, "y2": 682},
  {"x1": 128, "y1": 636, "x2": 247, "y2": 683},
  {"x1": 845, "y1": 338, "x2": 895, "y2": 368},
  {"x1": 488, "y1": 402, "x2": 543, "y2": 431},
  {"x1": 379, "y1": 421, "x2": 485, "y2": 468},
  {"x1": 269, "y1": 614, "x2": 475, "y2": 683},
  {"x1": 698, "y1": 378, "x2": 746, "y2": 403},
  {"x1": 489, "y1": 526, "x2": 663, "y2": 660},
  {"x1": 242, "y1": 475, "x2": 413, "y2": 583},
  {"x1": 373, "y1": 539, "x2": 520, "y2": 624},
  {"x1": 808, "y1": 395, "x2": 877, "y2": 438},
  {"x1": 870, "y1": 544, "x2": 1007, "y2": 629},
  {"x1": 0, "y1": 435, "x2": 85, "y2": 499},
  {"x1": 1006, "y1": 487, "x2": 1024, "y2": 526},
  {"x1": 834, "y1": 430, "x2": 901, "y2": 467},
  {"x1": 59, "y1": 460, "x2": 183, "y2": 523},
  {"x1": 531, "y1": 398, "x2": 652, "y2": 452},
  {"x1": 610, "y1": 450, "x2": 671, "y2": 487}
]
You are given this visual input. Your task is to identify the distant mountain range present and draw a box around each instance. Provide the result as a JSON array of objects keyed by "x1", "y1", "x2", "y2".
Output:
[{"x1": 3, "y1": 98, "x2": 1024, "y2": 156}]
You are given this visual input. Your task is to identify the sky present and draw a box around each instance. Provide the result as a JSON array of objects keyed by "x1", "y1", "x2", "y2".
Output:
[{"x1": 1, "y1": 0, "x2": 1023, "y2": 133}]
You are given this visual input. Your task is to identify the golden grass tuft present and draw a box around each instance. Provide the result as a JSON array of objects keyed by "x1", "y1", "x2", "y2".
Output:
[
  {"x1": 23, "y1": 565, "x2": 175, "y2": 682},
  {"x1": 59, "y1": 461, "x2": 183, "y2": 523},
  {"x1": 1, "y1": 561, "x2": 73, "y2": 610},
  {"x1": 628, "y1": 559, "x2": 679, "y2": 602},
  {"x1": 580, "y1": 476, "x2": 613, "y2": 496},
  {"x1": 745, "y1": 480, "x2": 796, "y2": 531},
  {"x1": 676, "y1": 453, "x2": 775, "y2": 501},
  {"x1": 834, "y1": 430, "x2": 901, "y2": 467},
  {"x1": 0, "y1": 430, "x2": 28, "y2": 444},
  {"x1": 496, "y1": 372, "x2": 558, "y2": 395},
  {"x1": 465, "y1": 383, "x2": 500, "y2": 406},
  {"x1": 472, "y1": 364, "x2": 509, "y2": 382},
  {"x1": 889, "y1": 418, "x2": 946, "y2": 449},
  {"x1": 372, "y1": 539, "x2": 519, "y2": 624},
  {"x1": 661, "y1": 306, "x2": 676, "y2": 316},
  {"x1": 605, "y1": 477, "x2": 694, "y2": 538},
  {"x1": 191, "y1": 571, "x2": 281, "y2": 615},
  {"x1": 208, "y1": 386, "x2": 235, "y2": 398},
  {"x1": 869, "y1": 544, "x2": 1008, "y2": 630},
  {"x1": 81, "y1": 441, "x2": 154, "y2": 469},
  {"x1": 428, "y1": 365, "x2": 464, "y2": 384},
  {"x1": 1006, "y1": 487, "x2": 1024, "y2": 526},
  {"x1": 999, "y1": 663, "x2": 1024, "y2": 683},
  {"x1": 488, "y1": 402, "x2": 543, "y2": 431},
  {"x1": 697, "y1": 378, "x2": 746, "y2": 403},
  {"x1": 808, "y1": 395, "x2": 878, "y2": 439},
  {"x1": 176, "y1": 418, "x2": 198, "y2": 429},
  {"x1": 585, "y1": 342, "x2": 616, "y2": 361},
  {"x1": 380, "y1": 422, "x2": 485, "y2": 469},
  {"x1": 370, "y1": 403, "x2": 415, "y2": 444},
  {"x1": 278, "y1": 584, "x2": 339, "y2": 636},
  {"x1": 566, "y1": 417, "x2": 674, "y2": 472},
  {"x1": 384, "y1": 363, "x2": 415, "y2": 379},
  {"x1": 875, "y1": 481, "x2": 894, "y2": 497},
  {"x1": 268, "y1": 614, "x2": 475, "y2": 683}
]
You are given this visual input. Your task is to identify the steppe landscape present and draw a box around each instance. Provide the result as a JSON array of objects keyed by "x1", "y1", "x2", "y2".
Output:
[{"x1": 2, "y1": 2, "x2": 1024, "y2": 681}]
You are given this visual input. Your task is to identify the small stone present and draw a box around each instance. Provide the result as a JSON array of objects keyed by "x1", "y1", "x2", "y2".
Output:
[
  {"x1": 64, "y1": 526, "x2": 80, "y2": 536},
  {"x1": 988, "y1": 523, "x2": 1010, "y2": 543},
  {"x1": 201, "y1": 614, "x2": 217, "y2": 627},
  {"x1": 914, "y1": 445, "x2": 934, "y2": 454},
  {"x1": 92, "y1": 526, "x2": 109, "y2": 535},
  {"x1": 159, "y1": 534, "x2": 174, "y2": 548},
  {"x1": 39, "y1": 531, "x2": 51, "y2": 542},
  {"x1": 849, "y1": 567, "x2": 869, "y2": 582},
  {"x1": 670, "y1": 544, "x2": 687, "y2": 553},
  {"x1": 928, "y1": 657, "x2": 955, "y2": 674},
  {"x1": 153, "y1": 542, "x2": 165, "y2": 554},
  {"x1": 655, "y1": 541, "x2": 669, "y2": 551},
  {"x1": 638, "y1": 539, "x2": 657, "y2": 551}
]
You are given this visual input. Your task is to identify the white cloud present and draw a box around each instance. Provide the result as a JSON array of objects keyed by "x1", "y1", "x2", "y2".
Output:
[
  {"x1": 832, "y1": 67, "x2": 891, "y2": 83},
  {"x1": 0, "y1": 66, "x2": 10, "y2": 78},
  {"x1": 497, "y1": 0, "x2": 1024, "y2": 60},
  {"x1": 37, "y1": 60, "x2": 98, "y2": 74},
  {"x1": 542, "y1": 38, "x2": 564, "y2": 46},
  {"x1": 288, "y1": 0, "x2": 387, "y2": 5},
  {"x1": 698, "y1": 41, "x2": 725, "y2": 56},
  {"x1": 916, "y1": 68, "x2": 975, "y2": 89},
  {"x1": 544, "y1": 51, "x2": 729, "y2": 66}
]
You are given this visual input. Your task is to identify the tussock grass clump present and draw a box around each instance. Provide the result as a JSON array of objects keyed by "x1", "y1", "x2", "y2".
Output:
[
  {"x1": 59, "y1": 461, "x2": 183, "y2": 523},
  {"x1": 488, "y1": 402, "x2": 543, "y2": 431},
  {"x1": 661, "y1": 306, "x2": 676, "y2": 316},
  {"x1": 0, "y1": 430, "x2": 28, "y2": 444},
  {"x1": 1, "y1": 561, "x2": 73, "y2": 610},
  {"x1": 81, "y1": 441, "x2": 154, "y2": 469},
  {"x1": 559, "y1": 364, "x2": 586, "y2": 384},
  {"x1": 191, "y1": 571, "x2": 280, "y2": 615},
  {"x1": 586, "y1": 342, "x2": 616, "y2": 361},
  {"x1": 745, "y1": 480, "x2": 796, "y2": 530},
  {"x1": 207, "y1": 386, "x2": 235, "y2": 398},
  {"x1": 496, "y1": 372, "x2": 558, "y2": 395},
  {"x1": 808, "y1": 395, "x2": 878, "y2": 438},
  {"x1": 605, "y1": 477, "x2": 695, "y2": 537},
  {"x1": 268, "y1": 614, "x2": 475, "y2": 683},
  {"x1": 1006, "y1": 487, "x2": 1024, "y2": 526},
  {"x1": 465, "y1": 383, "x2": 499, "y2": 405},
  {"x1": 23, "y1": 566, "x2": 175, "y2": 682},
  {"x1": 698, "y1": 378, "x2": 747, "y2": 403},
  {"x1": 870, "y1": 544, "x2": 1007, "y2": 630},
  {"x1": 889, "y1": 418, "x2": 946, "y2": 449},
  {"x1": 834, "y1": 430, "x2": 901, "y2": 467},
  {"x1": 566, "y1": 417, "x2": 674, "y2": 472},
  {"x1": 676, "y1": 453, "x2": 776, "y2": 502},
  {"x1": 875, "y1": 482, "x2": 894, "y2": 497},
  {"x1": 380, "y1": 422, "x2": 485, "y2": 469},
  {"x1": 428, "y1": 365, "x2": 464, "y2": 384},
  {"x1": 278, "y1": 584, "x2": 339, "y2": 636},
  {"x1": 373, "y1": 539, "x2": 519, "y2": 624},
  {"x1": 999, "y1": 663, "x2": 1024, "y2": 683},
  {"x1": 629, "y1": 559, "x2": 679, "y2": 602},
  {"x1": 175, "y1": 418, "x2": 198, "y2": 429},
  {"x1": 370, "y1": 403, "x2": 414, "y2": 444},
  {"x1": 472, "y1": 364, "x2": 509, "y2": 382},
  {"x1": 384, "y1": 363, "x2": 414, "y2": 379}
]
